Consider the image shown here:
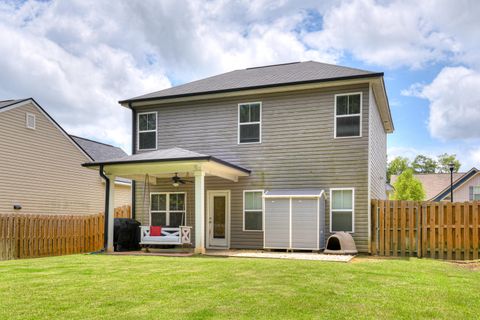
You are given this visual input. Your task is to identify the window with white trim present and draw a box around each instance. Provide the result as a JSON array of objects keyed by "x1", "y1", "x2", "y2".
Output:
[
  {"x1": 26, "y1": 113, "x2": 36, "y2": 129},
  {"x1": 243, "y1": 190, "x2": 263, "y2": 231},
  {"x1": 150, "y1": 193, "x2": 186, "y2": 227},
  {"x1": 239, "y1": 102, "x2": 261, "y2": 143},
  {"x1": 330, "y1": 188, "x2": 354, "y2": 232},
  {"x1": 473, "y1": 186, "x2": 480, "y2": 200},
  {"x1": 335, "y1": 93, "x2": 361, "y2": 137},
  {"x1": 138, "y1": 112, "x2": 157, "y2": 150}
]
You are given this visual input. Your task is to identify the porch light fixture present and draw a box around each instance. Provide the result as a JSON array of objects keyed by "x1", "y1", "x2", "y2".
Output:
[
  {"x1": 172, "y1": 181, "x2": 180, "y2": 188},
  {"x1": 449, "y1": 162, "x2": 455, "y2": 202}
]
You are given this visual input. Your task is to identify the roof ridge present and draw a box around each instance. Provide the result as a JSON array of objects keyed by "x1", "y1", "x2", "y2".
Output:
[
  {"x1": 0, "y1": 98, "x2": 31, "y2": 109},
  {"x1": 246, "y1": 61, "x2": 301, "y2": 70},
  {"x1": 305, "y1": 60, "x2": 378, "y2": 74}
]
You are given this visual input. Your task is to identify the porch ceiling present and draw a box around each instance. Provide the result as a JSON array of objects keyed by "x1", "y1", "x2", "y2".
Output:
[{"x1": 82, "y1": 147, "x2": 250, "y2": 182}]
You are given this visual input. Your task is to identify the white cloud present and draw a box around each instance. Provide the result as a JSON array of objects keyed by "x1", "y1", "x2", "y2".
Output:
[
  {"x1": 1, "y1": 0, "x2": 480, "y2": 154},
  {"x1": 403, "y1": 66, "x2": 480, "y2": 141},
  {"x1": 0, "y1": 0, "x2": 338, "y2": 152},
  {"x1": 303, "y1": 0, "x2": 463, "y2": 69}
]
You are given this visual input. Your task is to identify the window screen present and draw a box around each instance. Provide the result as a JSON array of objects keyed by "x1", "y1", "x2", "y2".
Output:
[
  {"x1": 239, "y1": 103, "x2": 261, "y2": 143},
  {"x1": 150, "y1": 193, "x2": 186, "y2": 227},
  {"x1": 335, "y1": 94, "x2": 361, "y2": 137},
  {"x1": 244, "y1": 191, "x2": 263, "y2": 231},
  {"x1": 331, "y1": 189, "x2": 354, "y2": 232},
  {"x1": 138, "y1": 112, "x2": 157, "y2": 149}
]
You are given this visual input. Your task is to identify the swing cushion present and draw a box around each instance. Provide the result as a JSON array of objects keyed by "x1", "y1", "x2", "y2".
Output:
[{"x1": 150, "y1": 226, "x2": 162, "y2": 236}]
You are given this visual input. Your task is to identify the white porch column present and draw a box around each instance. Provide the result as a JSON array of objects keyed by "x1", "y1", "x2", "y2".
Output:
[
  {"x1": 194, "y1": 170, "x2": 205, "y2": 254},
  {"x1": 107, "y1": 175, "x2": 115, "y2": 253}
]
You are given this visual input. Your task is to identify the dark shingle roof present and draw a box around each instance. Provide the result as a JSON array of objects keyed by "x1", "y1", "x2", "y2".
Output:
[
  {"x1": 83, "y1": 147, "x2": 251, "y2": 174},
  {"x1": 70, "y1": 135, "x2": 127, "y2": 162},
  {"x1": 121, "y1": 61, "x2": 382, "y2": 103},
  {"x1": 0, "y1": 99, "x2": 29, "y2": 110}
]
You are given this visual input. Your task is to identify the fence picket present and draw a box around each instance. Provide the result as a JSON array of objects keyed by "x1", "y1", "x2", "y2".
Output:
[
  {"x1": 473, "y1": 202, "x2": 479, "y2": 260},
  {"x1": 371, "y1": 200, "x2": 480, "y2": 260},
  {"x1": 385, "y1": 200, "x2": 391, "y2": 256},
  {"x1": 0, "y1": 205, "x2": 130, "y2": 261}
]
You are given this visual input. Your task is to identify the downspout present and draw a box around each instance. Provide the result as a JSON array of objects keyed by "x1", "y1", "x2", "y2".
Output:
[
  {"x1": 99, "y1": 164, "x2": 110, "y2": 250},
  {"x1": 130, "y1": 102, "x2": 136, "y2": 220}
]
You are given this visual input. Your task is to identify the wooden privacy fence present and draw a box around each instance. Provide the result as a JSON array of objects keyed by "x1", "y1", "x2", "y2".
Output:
[
  {"x1": 114, "y1": 205, "x2": 131, "y2": 219},
  {"x1": 0, "y1": 205, "x2": 131, "y2": 261},
  {"x1": 371, "y1": 200, "x2": 480, "y2": 260}
]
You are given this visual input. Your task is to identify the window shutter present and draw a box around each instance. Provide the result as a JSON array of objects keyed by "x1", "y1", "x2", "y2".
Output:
[{"x1": 469, "y1": 186, "x2": 474, "y2": 201}]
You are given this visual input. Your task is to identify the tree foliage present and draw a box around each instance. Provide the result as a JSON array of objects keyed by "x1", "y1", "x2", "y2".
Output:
[
  {"x1": 411, "y1": 155, "x2": 437, "y2": 173},
  {"x1": 392, "y1": 169, "x2": 426, "y2": 201},
  {"x1": 387, "y1": 156, "x2": 410, "y2": 182},
  {"x1": 437, "y1": 153, "x2": 461, "y2": 173}
]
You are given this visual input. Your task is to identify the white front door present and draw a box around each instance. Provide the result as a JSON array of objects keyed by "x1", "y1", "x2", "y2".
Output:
[{"x1": 207, "y1": 190, "x2": 230, "y2": 248}]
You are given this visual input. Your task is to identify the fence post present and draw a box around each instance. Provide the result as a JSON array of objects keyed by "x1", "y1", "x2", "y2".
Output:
[{"x1": 473, "y1": 202, "x2": 479, "y2": 260}]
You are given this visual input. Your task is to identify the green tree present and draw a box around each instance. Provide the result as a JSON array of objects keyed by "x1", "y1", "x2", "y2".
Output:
[
  {"x1": 411, "y1": 155, "x2": 437, "y2": 173},
  {"x1": 437, "y1": 153, "x2": 461, "y2": 173},
  {"x1": 392, "y1": 169, "x2": 426, "y2": 200},
  {"x1": 387, "y1": 156, "x2": 410, "y2": 182}
]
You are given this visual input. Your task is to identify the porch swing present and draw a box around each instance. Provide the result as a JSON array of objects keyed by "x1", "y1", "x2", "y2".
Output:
[{"x1": 138, "y1": 174, "x2": 192, "y2": 247}]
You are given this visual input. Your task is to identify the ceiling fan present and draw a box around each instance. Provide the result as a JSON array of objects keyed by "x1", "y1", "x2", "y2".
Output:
[{"x1": 171, "y1": 173, "x2": 193, "y2": 187}]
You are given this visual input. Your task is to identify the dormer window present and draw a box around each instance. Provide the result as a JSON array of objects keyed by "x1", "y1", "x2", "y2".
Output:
[
  {"x1": 334, "y1": 93, "x2": 362, "y2": 138},
  {"x1": 137, "y1": 112, "x2": 157, "y2": 150},
  {"x1": 238, "y1": 102, "x2": 261, "y2": 144},
  {"x1": 26, "y1": 113, "x2": 36, "y2": 129}
]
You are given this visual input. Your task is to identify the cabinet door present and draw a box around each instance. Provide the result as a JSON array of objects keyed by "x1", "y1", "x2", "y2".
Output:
[
  {"x1": 291, "y1": 198, "x2": 318, "y2": 249},
  {"x1": 264, "y1": 199, "x2": 290, "y2": 248}
]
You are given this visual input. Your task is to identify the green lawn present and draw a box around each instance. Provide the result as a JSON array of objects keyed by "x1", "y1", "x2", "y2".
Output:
[{"x1": 0, "y1": 255, "x2": 479, "y2": 319}]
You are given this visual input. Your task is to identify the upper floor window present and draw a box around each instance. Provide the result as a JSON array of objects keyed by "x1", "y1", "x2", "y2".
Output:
[
  {"x1": 334, "y1": 93, "x2": 362, "y2": 138},
  {"x1": 138, "y1": 112, "x2": 157, "y2": 150},
  {"x1": 238, "y1": 102, "x2": 261, "y2": 144},
  {"x1": 26, "y1": 113, "x2": 36, "y2": 130}
]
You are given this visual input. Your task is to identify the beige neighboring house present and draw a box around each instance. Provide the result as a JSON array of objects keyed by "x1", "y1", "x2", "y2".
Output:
[
  {"x1": 0, "y1": 98, "x2": 130, "y2": 215},
  {"x1": 70, "y1": 135, "x2": 132, "y2": 208},
  {"x1": 391, "y1": 168, "x2": 480, "y2": 201}
]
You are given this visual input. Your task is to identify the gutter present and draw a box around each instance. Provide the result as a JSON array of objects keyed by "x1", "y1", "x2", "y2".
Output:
[
  {"x1": 119, "y1": 73, "x2": 385, "y2": 106},
  {"x1": 98, "y1": 164, "x2": 110, "y2": 251}
]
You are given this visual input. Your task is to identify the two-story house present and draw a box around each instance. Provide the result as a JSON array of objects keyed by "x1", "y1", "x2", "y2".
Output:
[
  {"x1": 84, "y1": 61, "x2": 393, "y2": 253},
  {"x1": 0, "y1": 98, "x2": 131, "y2": 216}
]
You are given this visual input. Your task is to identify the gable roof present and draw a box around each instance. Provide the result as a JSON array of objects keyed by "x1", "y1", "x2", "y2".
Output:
[
  {"x1": 391, "y1": 169, "x2": 479, "y2": 200},
  {"x1": 431, "y1": 168, "x2": 479, "y2": 201},
  {"x1": 121, "y1": 61, "x2": 381, "y2": 104},
  {"x1": 0, "y1": 98, "x2": 93, "y2": 161},
  {"x1": 0, "y1": 99, "x2": 30, "y2": 110},
  {"x1": 70, "y1": 135, "x2": 127, "y2": 162}
]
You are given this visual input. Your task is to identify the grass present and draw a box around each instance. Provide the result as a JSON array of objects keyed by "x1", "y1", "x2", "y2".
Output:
[{"x1": 0, "y1": 255, "x2": 479, "y2": 319}]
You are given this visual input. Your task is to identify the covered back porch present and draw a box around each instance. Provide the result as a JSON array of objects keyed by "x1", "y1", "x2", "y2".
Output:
[{"x1": 83, "y1": 147, "x2": 250, "y2": 253}]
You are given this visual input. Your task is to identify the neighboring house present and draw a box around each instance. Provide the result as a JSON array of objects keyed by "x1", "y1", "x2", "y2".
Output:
[
  {"x1": 391, "y1": 168, "x2": 480, "y2": 201},
  {"x1": 84, "y1": 61, "x2": 393, "y2": 253},
  {"x1": 71, "y1": 135, "x2": 132, "y2": 208},
  {"x1": 0, "y1": 98, "x2": 130, "y2": 215}
]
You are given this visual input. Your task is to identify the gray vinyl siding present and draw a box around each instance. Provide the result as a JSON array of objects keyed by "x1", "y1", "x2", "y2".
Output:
[
  {"x1": 134, "y1": 83, "x2": 371, "y2": 251},
  {"x1": 369, "y1": 86, "x2": 388, "y2": 200},
  {"x1": 0, "y1": 102, "x2": 105, "y2": 215}
]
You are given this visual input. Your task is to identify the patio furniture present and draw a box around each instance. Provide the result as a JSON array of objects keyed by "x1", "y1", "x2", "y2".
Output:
[{"x1": 139, "y1": 226, "x2": 192, "y2": 246}]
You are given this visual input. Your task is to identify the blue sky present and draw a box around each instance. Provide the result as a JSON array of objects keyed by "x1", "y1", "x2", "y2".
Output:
[{"x1": 1, "y1": 0, "x2": 480, "y2": 170}]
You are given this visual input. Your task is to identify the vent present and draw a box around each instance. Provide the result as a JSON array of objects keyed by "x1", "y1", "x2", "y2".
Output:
[{"x1": 26, "y1": 113, "x2": 36, "y2": 129}]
